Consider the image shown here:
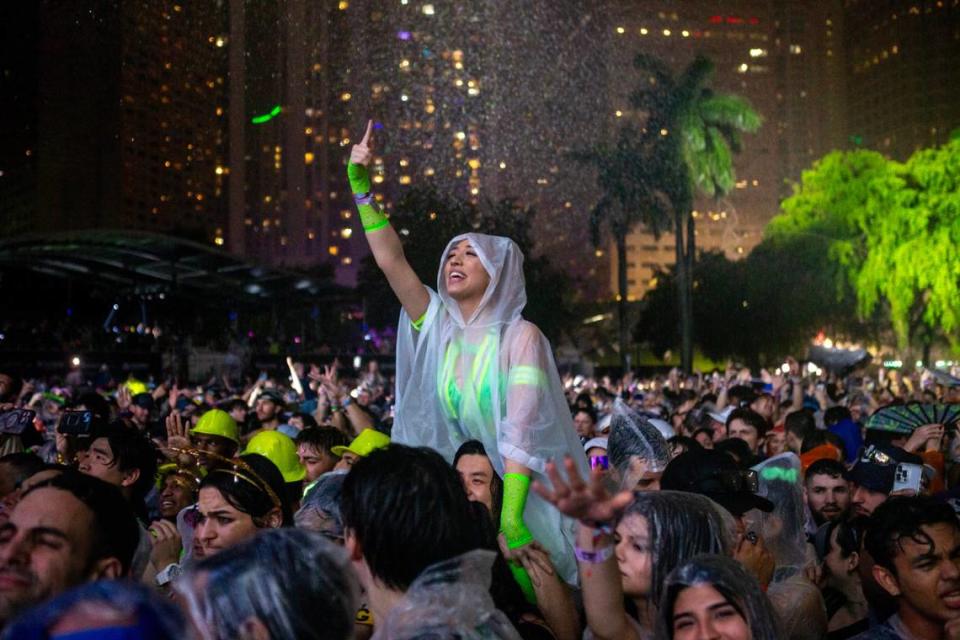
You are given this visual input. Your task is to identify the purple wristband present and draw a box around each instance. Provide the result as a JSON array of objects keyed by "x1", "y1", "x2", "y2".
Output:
[{"x1": 574, "y1": 544, "x2": 614, "y2": 564}]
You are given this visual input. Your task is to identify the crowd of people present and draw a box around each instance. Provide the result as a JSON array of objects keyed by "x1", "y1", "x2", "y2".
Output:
[
  {"x1": 0, "y1": 359, "x2": 957, "y2": 639},
  {"x1": 0, "y1": 121, "x2": 956, "y2": 640}
]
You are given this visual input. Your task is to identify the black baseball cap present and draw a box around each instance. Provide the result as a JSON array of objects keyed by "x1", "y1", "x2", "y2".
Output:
[
  {"x1": 849, "y1": 444, "x2": 922, "y2": 493},
  {"x1": 661, "y1": 448, "x2": 774, "y2": 516}
]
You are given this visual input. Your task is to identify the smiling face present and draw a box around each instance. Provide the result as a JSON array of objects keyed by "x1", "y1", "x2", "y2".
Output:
[
  {"x1": 159, "y1": 475, "x2": 197, "y2": 520},
  {"x1": 444, "y1": 239, "x2": 491, "y2": 305},
  {"x1": 671, "y1": 584, "x2": 751, "y2": 640}
]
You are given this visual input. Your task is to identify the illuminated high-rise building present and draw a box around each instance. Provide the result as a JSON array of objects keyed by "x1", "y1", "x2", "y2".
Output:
[
  {"x1": 605, "y1": 0, "x2": 845, "y2": 300},
  {"x1": 842, "y1": 0, "x2": 960, "y2": 160},
  {"x1": 27, "y1": 1, "x2": 229, "y2": 241}
]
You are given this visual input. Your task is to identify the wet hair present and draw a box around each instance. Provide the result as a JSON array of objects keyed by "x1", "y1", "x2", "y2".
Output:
[
  {"x1": 822, "y1": 519, "x2": 863, "y2": 560},
  {"x1": 657, "y1": 554, "x2": 780, "y2": 640},
  {"x1": 0, "y1": 452, "x2": 46, "y2": 493},
  {"x1": 726, "y1": 407, "x2": 769, "y2": 440},
  {"x1": 178, "y1": 529, "x2": 357, "y2": 640},
  {"x1": 805, "y1": 458, "x2": 849, "y2": 483},
  {"x1": 200, "y1": 453, "x2": 293, "y2": 527},
  {"x1": 453, "y1": 440, "x2": 504, "y2": 523},
  {"x1": 1, "y1": 579, "x2": 187, "y2": 640},
  {"x1": 865, "y1": 495, "x2": 959, "y2": 576},
  {"x1": 24, "y1": 471, "x2": 140, "y2": 576},
  {"x1": 295, "y1": 426, "x2": 349, "y2": 456},
  {"x1": 785, "y1": 410, "x2": 816, "y2": 441},
  {"x1": 619, "y1": 491, "x2": 732, "y2": 604},
  {"x1": 295, "y1": 471, "x2": 346, "y2": 539},
  {"x1": 340, "y1": 444, "x2": 484, "y2": 591},
  {"x1": 667, "y1": 436, "x2": 701, "y2": 456}
]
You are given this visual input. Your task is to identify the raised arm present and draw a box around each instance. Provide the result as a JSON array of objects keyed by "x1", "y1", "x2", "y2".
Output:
[{"x1": 348, "y1": 120, "x2": 429, "y2": 321}]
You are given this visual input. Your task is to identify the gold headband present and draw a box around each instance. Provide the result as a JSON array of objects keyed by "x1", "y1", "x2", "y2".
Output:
[{"x1": 171, "y1": 447, "x2": 283, "y2": 513}]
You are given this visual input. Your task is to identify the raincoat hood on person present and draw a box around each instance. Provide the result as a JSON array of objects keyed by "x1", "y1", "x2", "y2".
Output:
[
  {"x1": 619, "y1": 491, "x2": 734, "y2": 605},
  {"x1": 748, "y1": 453, "x2": 807, "y2": 571},
  {"x1": 655, "y1": 554, "x2": 782, "y2": 640},
  {"x1": 608, "y1": 399, "x2": 672, "y2": 489},
  {"x1": 373, "y1": 549, "x2": 521, "y2": 640},
  {"x1": 437, "y1": 233, "x2": 527, "y2": 329},
  {"x1": 393, "y1": 232, "x2": 588, "y2": 585}
]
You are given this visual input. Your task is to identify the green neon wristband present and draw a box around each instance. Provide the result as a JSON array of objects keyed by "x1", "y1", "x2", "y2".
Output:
[
  {"x1": 501, "y1": 473, "x2": 534, "y2": 549},
  {"x1": 357, "y1": 203, "x2": 389, "y2": 232},
  {"x1": 347, "y1": 162, "x2": 371, "y2": 195}
]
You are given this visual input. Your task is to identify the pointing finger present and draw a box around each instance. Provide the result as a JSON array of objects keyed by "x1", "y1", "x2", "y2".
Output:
[{"x1": 360, "y1": 119, "x2": 374, "y2": 146}]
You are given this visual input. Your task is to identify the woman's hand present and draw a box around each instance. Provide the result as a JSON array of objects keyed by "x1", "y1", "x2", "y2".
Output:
[
  {"x1": 350, "y1": 120, "x2": 374, "y2": 168},
  {"x1": 533, "y1": 456, "x2": 633, "y2": 526},
  {"x1": 148, "y1": 520, "x2": 183, "y2": 569}
]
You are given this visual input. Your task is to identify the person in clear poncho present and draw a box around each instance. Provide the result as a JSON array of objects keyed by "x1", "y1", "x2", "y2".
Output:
[
  {"x1": 607, "y1": 399, "x2": 672, "y2": 491},
  {"x1": 747, "y1": 453, "x2": 827, "y2": 640},
  {"x1": 655, "y1": 554, "x2": 781, "y2": 640},
  {"x1": 176, "y1": 528, "x2": 358, "y2": 640},
  {"x1": 347, "y1": 121, "x2": 589, "y2": 591}
]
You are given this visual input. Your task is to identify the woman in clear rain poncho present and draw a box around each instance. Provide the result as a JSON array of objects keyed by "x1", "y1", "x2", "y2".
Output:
[
  {"x1": 655, "y1": 554, "x2": 781, "y2": 640},
  {"x1": 748, "y1": 452, "x2": 827, "y2": 640},
  {"x1": 348, "y1": 121, "x2": 589, "y2": 592}
]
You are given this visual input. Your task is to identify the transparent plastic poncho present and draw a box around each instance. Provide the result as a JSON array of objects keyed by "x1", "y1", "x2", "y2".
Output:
[
  {"x1": 748, "y1": 453, "x2": 827, "y2": 640},
  {"x1": 655, "y1": 554, "x2": 781, "y2": 640},
  {"x1": 394, "y1": 233, "x2": 589, "y2": 584},
  {"x1": 294, "y1": 470, "x2": 347, "y2": 539},
  {"x1": 619, "y1": 491, "x2": 734, "y2": 605},
  {"x1": 374, "y1": 549, "x2": 521, "y2": 640},
  {"x1": 176, "y1": 529, "x2": 358, "y2": 640},
  {"x1": 608, "y1": 399, "x2": 672, "y2": 490}
]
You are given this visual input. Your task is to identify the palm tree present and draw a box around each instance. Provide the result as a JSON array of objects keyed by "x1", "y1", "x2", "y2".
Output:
[
  {"x1": 631, "y1": 54, "x2": 761, "y2": 373},
  {"x1": 572, "y1": 126, "x2": 673, "y2": 372}
]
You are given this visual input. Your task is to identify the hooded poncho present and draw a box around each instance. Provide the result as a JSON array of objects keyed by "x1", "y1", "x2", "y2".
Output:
[{"x1": 393, "y1": 233, "x2": 589, "y2": 584}]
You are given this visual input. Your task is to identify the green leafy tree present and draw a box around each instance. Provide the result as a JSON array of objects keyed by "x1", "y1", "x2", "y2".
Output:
[
  {"x1": 357, "y1": 186, "x2": 575, "y2": 345},
  {"x1": 631, "y1": 54, "x2": 761, "y2": 373}
]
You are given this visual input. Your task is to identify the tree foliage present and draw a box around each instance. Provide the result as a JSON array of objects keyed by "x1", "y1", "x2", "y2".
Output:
[
  {"x1": 356, "y1": 186, "x2": 575, "y2": 345},
  {"x1": 769, "y1": 135, "x2": 960, "y2": 351}
]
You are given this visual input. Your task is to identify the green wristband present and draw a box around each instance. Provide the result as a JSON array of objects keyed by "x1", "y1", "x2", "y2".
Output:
[
  {"x1": 357, "y1": 203, "x2": 389, "y2": 233},
  {"x1": 501, "y1": 473, "x2": 533, "y2": 549},
  {"x1": 347, "y1": 162, "x2": 371, "y2": 195}
]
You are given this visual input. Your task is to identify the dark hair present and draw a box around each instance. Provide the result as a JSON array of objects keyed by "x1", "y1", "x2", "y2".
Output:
[
  {"x1": 453, "y1": 440, "x2": 504, "y2": 525},
  {"x1": 292, "y1": 412, "x2": 319, "y2": 430},
  {"x1": 94, "y1": 426, "x2": 159, "y2": 505},
  {"x1": 825, "y1": 519, "x2": 863, "y2": 559},
  {"x1": 801, "y1": 430, "x2": 846, "y2": 459},
  {"x1": 691, "y1": 427, "x2": 714, "y2": 442},
  {"x1": 340, "y1": 445, "x2": 483, "y2": 591},
  {"x1": 1, "y1": 579, "x2": 187, "y2": 640},
  {"x1": 222, "y1": 398, "x2": 247, "y2": 414},
  {"x1": 785, "y1": 409, "x2": 817, "y2": 439},
  {"x1": 0, "y1": 373, "x2": 23, "y2": 403},
  {"x1": 70, "y1": 392, "x2": 111, "y2": 422},
  {"x1": 658, "y1": 555, "x2": 780, "y2": 640},
  {"x1": 714, "y1": 438, "x2": 754, "y2": 469},
  {"x1": 200, "y1": 453, "x2": 293, "y2": 526},
  {"x1": 295, "y1": 426, "x2": 349, "y2": 456},
  {"x1": 574, "y1": 392, "x2": 594, "y2": 410},
  {"x1": 823, "y1": 406, "x2": 853, "y2": 428},
  {"x1": 0, "y1": 453, "x2": 46, "y2": 493},
  {"x1": 865, "y1": 495, "x2": 959, "y2": 575},
  {"x1": 25, "y1": 471, "x2": 140, "y2": 576},
  {"x1": 805, "y1": 458, "x2": 849, "y2": 483},
  {"x1": 572, "y1": 406, "x2": 598, "y2": 425},
  {"x1": 726, "y1": 407, "x2": 769, "y2": 439},
  {"x1": 667, "y1": 435, "x2": 701, "y2": 456},
  {"x1": 727, "y1": 385, "x2": 757, "y2": 407}
]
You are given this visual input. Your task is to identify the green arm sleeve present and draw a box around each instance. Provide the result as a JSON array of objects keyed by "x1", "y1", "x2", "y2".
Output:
[
  {"x1": 501, "y1": 473, "x2": 534, "y2": 548},
  {"x1": 347, "y1": 162, "x2": 389, "y2": 233},
  {"x1": 501, "y1": 473, "x2": 537, "y2": 604}
]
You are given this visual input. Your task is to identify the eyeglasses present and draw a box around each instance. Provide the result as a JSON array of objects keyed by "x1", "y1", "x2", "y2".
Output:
[{"x1": 589, "y1": 455, "x2": 609, "y2": 470}]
